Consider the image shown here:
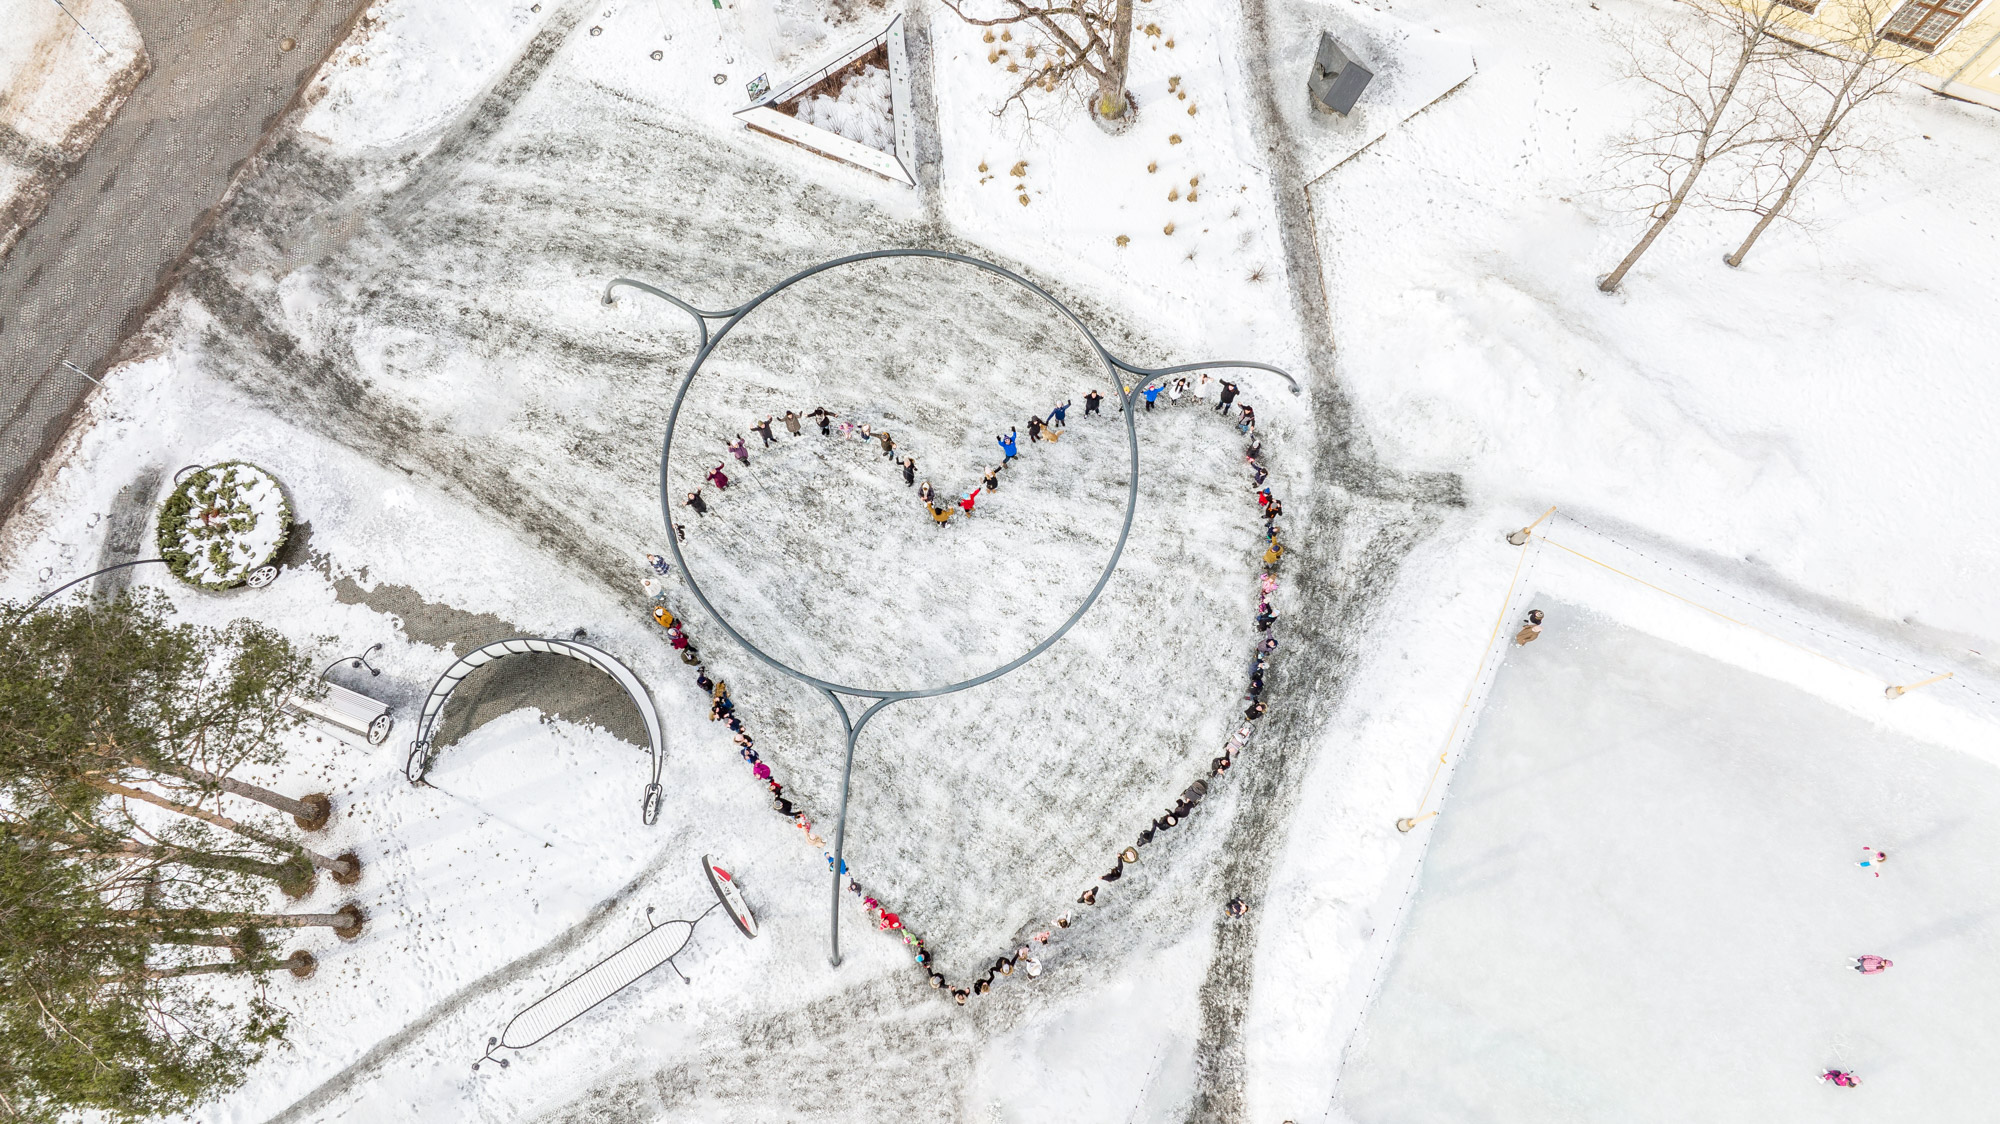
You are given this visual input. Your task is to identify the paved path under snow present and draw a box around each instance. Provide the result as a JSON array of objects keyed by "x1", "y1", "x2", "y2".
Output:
[{"x1": 0, "y1": 0, "x2": 370, "y2": 523}]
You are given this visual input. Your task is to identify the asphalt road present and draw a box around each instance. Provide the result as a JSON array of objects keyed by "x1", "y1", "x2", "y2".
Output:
[{"x1": 0, "y1": 0, "x2": 369, "y2": 525}]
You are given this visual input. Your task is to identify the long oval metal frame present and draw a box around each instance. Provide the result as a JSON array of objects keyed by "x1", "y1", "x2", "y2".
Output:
[{"x1": 605, "y1": 248, "x2": 1297, "y2": 967}]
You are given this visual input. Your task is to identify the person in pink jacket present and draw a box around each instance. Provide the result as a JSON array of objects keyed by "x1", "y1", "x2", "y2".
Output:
[
  {"x1": 1818, "y1": 1069, "x2": 1860, "y2": 1088},
  {"x1": 1851, "y1": 955, "x2": 1893, "y2": 974}
]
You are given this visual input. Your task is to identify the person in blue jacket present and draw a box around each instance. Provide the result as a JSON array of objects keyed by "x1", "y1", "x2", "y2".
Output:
[
  {"x1": 1049, "y1": 400, "x2": 1071, "y2": 427},
  {"x1": 997, "y1": 428, "x2": 1019, "y2": 463},
  {"x1": 1142, "y1": 382, "x2": 1168, "y2": 411}
]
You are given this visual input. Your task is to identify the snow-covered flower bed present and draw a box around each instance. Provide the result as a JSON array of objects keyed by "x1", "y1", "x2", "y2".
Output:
[
  {"x1": 156, "y1": 461, "x2": 292, "y2": 589},
  {"x1": 790, "y1": 63, "x2": 893, "y2": 152}
]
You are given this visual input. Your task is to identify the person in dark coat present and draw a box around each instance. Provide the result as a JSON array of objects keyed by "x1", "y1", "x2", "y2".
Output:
[
  {"x1": 808, "y1": 406, "x2": 835, "y2": 435},
  {"x1": 753, "y1": 417, "x2": 776, "y2": 446},
  {"x1": 1217, "y1": 381, "x2": 1239, "y2": 412},
  {"x1": 982, "y1": 466, "x2": 1000, "y2": 493},
  {"x1": 1050, "y1": 400, "x2": 1071, "y2": 427},
  {"x1": 684, "y1": 491, "x2": 708, "y2": 516},
  {"x1": 877, "y1": 430, "x2": 896, "y2": 459},
  {"x1": 902, "y1": 457, "x2": 917, "y2": 486},
  {"x1": 1245, "y1": 699, "x2": 1267, "y2": 721},
  {"x1": 1028, "y1": 416, "x2": 1045, "y2": 442},
  {"x1": 1083, "y1": 390, "x2": 1104, "y2": 416}
]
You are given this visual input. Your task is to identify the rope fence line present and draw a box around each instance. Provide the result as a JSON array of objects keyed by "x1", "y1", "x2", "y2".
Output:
[
  {"x1": 1535, "y1": 534, "x2": 1877, "y2": 681},
  {"x1": 1553, "y1": 512, "x2": 1996, "y2": 714},
  {"x1": 1396, "y1": 526, "x2": 1541, "y2": 831}
]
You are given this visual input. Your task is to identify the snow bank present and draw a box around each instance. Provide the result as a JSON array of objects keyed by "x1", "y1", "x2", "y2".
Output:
[
  {"x1": 299, "y1": 0, "x2": 551, "y2": 151},
  {"x1": 0, "y1": 0, "x2": 144, "y2": 256}
]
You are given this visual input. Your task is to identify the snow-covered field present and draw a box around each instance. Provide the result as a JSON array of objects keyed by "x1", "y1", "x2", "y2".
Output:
[{"x1": 1, "y1": 0, "x2": 1997, "y2": 1118}]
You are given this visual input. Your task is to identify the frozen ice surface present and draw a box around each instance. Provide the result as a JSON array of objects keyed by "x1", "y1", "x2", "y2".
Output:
[{"x1": 1338, "y1": 603, "x2": 2000, "y2": 1123}]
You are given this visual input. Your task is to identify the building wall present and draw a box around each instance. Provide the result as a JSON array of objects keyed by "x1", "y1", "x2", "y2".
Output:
[{"x1": 1749, "y1": 0, "x2": 2000, "y2": 108}]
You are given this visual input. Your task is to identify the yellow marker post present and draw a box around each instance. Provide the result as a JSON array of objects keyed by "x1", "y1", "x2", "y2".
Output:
[
  {"x1": 1885, "y1": 671, "x2": 1954, "y2": 699},
  {"x1": 1505, "y1": 505, "x2": 1558, "y2": 546}
]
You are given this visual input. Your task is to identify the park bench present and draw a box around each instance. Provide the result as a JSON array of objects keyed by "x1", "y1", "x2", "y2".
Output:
[{"x1": 292, "y1": 681, "x2": 394, "y2": 746}]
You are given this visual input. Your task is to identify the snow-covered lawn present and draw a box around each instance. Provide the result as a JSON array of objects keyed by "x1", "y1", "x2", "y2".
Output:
[{"x1": 1337, "y1": 603, "x2": 2000, "y2": 1122}]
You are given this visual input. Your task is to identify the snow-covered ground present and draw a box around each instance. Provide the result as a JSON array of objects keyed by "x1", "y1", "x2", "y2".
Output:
[
  {"x1": 2, "y1": 0, "x2": 1998, "y2": 1118},
  {"x1": 0, "y1": 0, "x2": 144, "y2": 256}
]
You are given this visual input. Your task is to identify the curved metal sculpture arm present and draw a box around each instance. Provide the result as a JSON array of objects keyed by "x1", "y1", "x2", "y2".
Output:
[
  {"x1": 603, "y1": 278, "x2": 743, "y2": 352},
  {"x1": 17, "y1": 558, "x2": 169, "y2": 614},
  {"x1": 826, "y1": 692, "x2": 897, "y2": 967},
  {"x1": 1116, "y1": 358, "x2": 1301, "y2": 396}
]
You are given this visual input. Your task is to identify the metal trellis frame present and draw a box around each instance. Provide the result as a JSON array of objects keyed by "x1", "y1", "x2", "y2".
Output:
[
  {"x1": 604, "y1": 248, "x2": 1298, "y2": 967},
  {"x1": 406, "y1": 637, "x2": 668, "y2": 825}
]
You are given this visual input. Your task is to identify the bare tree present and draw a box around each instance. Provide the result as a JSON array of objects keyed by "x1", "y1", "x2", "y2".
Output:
[
  {"x1": 942, "y1": 0, "x2": 1137, "y2": 122},
  {"x1": 1598, "y1": 0, "x2": 1798, "y2": 292},
  {"x1": 1721, "y1": 1, "x2": 1912, "y2": 266}
]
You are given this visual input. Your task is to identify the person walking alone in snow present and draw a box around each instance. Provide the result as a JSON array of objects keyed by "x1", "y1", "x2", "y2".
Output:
[
  {"x1": 684, "y1": 490, "x2": 708, "y2": 516},
  {"x1": 902, "y1": 456, "x2": 917, "y2": 486},
  {"x1": 997, "y1": 428, "x2": 1019, "y2": 463},
  {"x1": 753, "y1": 417, "x2": 776, "y2": 447},
  {"x1": 1851, "y1": 955, "x2": 1893, "y2": 974},
  {"x1": 1050, "y1": 400, "x2": 1071, "y2": 427},
  {"x1": 1513, "y1": 609, "x2": 1544, "y2": 646},
  {"x1": 1083, "y1": 390, "x2": 1104, "y2": 417},
  {"x1": 1225, "y1": 897, "x2": 1248, "y2": 918},
  {"x1": 782, "y1": 410, "x2": 802, "y2": 437},
  {"x1": 1819, "y1": 1070, "x2": 1861, "y2": 1088},
  {"x1": 1858, "y1": 847, "x2": 1887, "y2": 876}
]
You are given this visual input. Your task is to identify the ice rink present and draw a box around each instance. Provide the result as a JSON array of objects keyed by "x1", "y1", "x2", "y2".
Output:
[{"x1": 1337, "y1": 603, "x2": 2000, "y2": 1123}]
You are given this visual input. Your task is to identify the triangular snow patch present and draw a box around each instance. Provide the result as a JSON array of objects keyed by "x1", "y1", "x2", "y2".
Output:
[{"x1": 733, "y1": 15, "x2": 917, "y2": 187}]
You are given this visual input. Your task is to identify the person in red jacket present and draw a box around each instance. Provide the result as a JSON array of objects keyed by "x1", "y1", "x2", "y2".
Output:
[{"x1": 958, "y1": 489, "x2": 981, "y2": 516}]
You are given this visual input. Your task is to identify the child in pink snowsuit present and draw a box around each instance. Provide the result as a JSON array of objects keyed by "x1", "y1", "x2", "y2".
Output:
[
  {"x1": 1852, "y1": 955, "x2": 1893, "y2": 974},
  {"x1": 1819, "y1": 1069, "x2": 1860, "y2": 1087}
]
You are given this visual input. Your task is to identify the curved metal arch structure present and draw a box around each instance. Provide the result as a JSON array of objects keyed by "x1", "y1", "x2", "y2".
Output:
[
  {"x1": 604, "y1": 248, "x2": 1298, "y2": 966},
  {"x1": 406, "y1": 638, "x2": 666, "y2": 825}
]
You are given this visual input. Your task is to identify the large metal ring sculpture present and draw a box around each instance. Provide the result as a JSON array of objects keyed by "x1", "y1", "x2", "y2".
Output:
[
  {"x1": 406, "y1": 637, "x2": 667, "y2": 825},
  {"x1": 605, "y1": 248, "x2": 1297, "y2": 966}
]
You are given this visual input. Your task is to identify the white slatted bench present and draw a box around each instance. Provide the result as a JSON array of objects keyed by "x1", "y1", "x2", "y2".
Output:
[{"x1": 292, "y1": 682, "x2": 394, "y2": 745}]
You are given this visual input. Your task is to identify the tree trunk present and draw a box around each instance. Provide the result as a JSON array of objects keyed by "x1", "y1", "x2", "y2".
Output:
[
  {"x1": 36, "y1": 826, "x2": 317, "y2": 896},
  {"x1": 112, "y1": 903, "x2": 364, "y2": 939},
  {"x1": 86, "y1": 777, "x2": 356, "y2": 879},
  {"x1": 136, "y1": 757, "x2": 331, "y2": 830},
  {"x1": 1726, "y1": 66, "x2": 1864, "y2": 267},
  {"x1": 1600, "y1": 185, "x2": 1696, "y2": 293},
  {"x1": 1601, "y1": 9, "x2": 1773, "y2": 292},
  {"x1": 1097, "y1": 0, "x2": 1134, "y2": 119}
]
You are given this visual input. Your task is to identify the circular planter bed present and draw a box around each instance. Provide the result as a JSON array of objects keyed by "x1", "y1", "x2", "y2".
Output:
[{"x1": 156, "y1": 462, "x2": 292, "y2": 590}]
